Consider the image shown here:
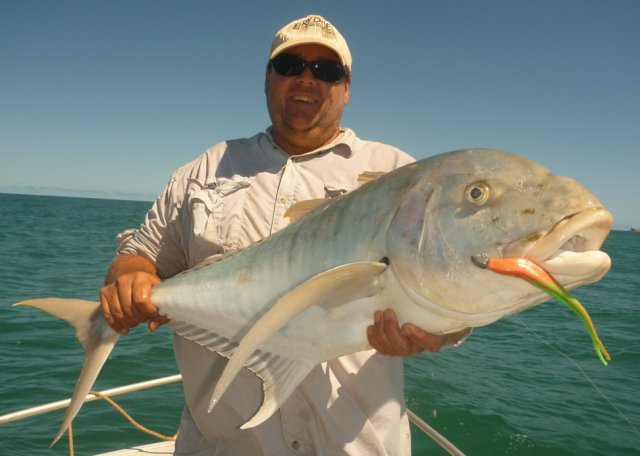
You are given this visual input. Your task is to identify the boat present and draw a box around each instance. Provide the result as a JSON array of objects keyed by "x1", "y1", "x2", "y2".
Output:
[
  {"x1": 0, "y1": 374, "x2": 465, "y2": 456},
  {"x1": 631, "y1": 228, "x2": 640, "y2": 232},
  {"x1": 97, "y1": 441, "x2": 175, "y2": 455}
]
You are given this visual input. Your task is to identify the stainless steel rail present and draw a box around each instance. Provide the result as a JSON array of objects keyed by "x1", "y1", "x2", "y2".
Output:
[{"x1": 1, "y1": 374, "x2": 465, "y2": 455}]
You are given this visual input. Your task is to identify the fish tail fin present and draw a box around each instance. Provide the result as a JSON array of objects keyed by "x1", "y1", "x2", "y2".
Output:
[{"x1": 14, "y1": 298, "x2": 119, "y2": 446}]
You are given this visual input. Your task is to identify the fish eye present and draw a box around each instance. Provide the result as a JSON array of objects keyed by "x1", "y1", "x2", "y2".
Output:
[{"x1": 465, "y1": 182, "x2": 490, "y2": 206}]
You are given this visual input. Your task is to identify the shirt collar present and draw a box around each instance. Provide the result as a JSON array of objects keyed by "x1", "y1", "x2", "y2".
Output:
[{"x1": 265, "y1": 127, "x2": 355, "y2": 158}]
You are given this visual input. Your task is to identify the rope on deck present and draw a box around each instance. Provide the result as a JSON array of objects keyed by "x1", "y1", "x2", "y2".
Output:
[
  {"x1": 65, "y1": 390, "x2": 177, "y2": 456},
  {"x1": 89, "y1": 390, "x2": 177, "y2": 442}
]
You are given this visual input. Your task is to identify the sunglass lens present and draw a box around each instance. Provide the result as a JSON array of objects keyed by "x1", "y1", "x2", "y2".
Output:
[
  {"x1": 271, "y1": 54, "x2": 347, "y2": 83},
  {"x1": 272, "y1": 54, "x2": 305, "y2": 76},
  {"x1": 312, "y1": 61, "x2": 346, "y2": 83}
]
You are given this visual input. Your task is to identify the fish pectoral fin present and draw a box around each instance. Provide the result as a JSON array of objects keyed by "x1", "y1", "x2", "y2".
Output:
[
  {"x1": 240, "y1": 352, "x2": 316, "y2": 429},
  {"x1": 208, "y1": 261, "x2": 388, "y2": 419},
  {"x1": 14, "y1": 298, "x2": 119, "y2": 446}
]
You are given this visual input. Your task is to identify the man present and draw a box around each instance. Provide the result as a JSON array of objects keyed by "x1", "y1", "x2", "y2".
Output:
[{"x1": 100, "y1": 14, "x2": 446, "y2": 455}]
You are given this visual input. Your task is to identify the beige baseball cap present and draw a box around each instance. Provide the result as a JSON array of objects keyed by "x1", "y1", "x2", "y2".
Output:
[{"x1": 269, "y1": 14, "x2": 352, "y2": 73}]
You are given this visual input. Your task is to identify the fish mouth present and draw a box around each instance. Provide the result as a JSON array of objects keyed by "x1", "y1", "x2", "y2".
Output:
[{"x1": 503, "y1": 208, "x2": 613, "y2": 281}]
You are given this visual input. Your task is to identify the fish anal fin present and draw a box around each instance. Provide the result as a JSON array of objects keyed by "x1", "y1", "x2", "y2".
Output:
[
  {"x1": 170, "y1": 322, "x2": 238, "y2": 360},
  {"x1": 241, "y1": 352, "x2": 316, "y2": 429},
  {"x1": 209, "y1": 261, "x2": 388, "y2": 417}
]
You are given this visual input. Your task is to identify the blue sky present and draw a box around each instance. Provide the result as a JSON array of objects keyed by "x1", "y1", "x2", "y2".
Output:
[{"x1": 2, "y1": 1, "x2": 638, "y2": 229}]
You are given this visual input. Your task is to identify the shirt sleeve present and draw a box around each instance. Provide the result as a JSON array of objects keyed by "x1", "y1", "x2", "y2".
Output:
[{"x1": 117, "y1": 171, "x2": 188, "y2": 279}]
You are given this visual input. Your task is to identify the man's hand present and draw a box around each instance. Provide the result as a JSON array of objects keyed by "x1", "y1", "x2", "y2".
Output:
[
  {"x1": 100, "y1": 270, "x2": 165, "y2": 334},
  {"x1": 367, "y1": 309, "x2": 447, "y2": 356}
]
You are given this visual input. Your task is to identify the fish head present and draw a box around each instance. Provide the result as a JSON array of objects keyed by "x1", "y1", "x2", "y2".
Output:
[{"x1": 386, "y1": 148, "x2": 612, "y2": 329}]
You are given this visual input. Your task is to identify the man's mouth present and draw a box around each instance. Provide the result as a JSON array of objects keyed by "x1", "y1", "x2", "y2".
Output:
[{"x1": 291, "y1": 95, "x2": 318, "y2": 104}]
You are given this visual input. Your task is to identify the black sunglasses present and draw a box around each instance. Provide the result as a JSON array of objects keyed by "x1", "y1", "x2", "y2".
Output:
[{"x1": 269, "y1": 53, "x2": 349, "y2": 83}]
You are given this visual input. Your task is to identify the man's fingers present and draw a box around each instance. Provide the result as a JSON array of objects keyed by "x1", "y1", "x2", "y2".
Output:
[
  {"x1": 113, "y1": 276, "x2": 144, "y2": 328},
  {"x1": 401, "y1": 323, "x2": 446, "y2": 353},
  {"x1": 148, "y1": 315, "x2": 170, "y2": 332},
  {"x1": 369, "y1": 310, "x2": 392, "y2": 355},
  {"x1": 381, "y1": 309, "x2": 413, "y2": 354},
  {"x1": 367, "y1": 311, "x2": 385, "y2": 353},
  {"x1": 368, "y1": 309, "x2": 447, "y2": 356},
  {"x1": 368, "y1": 309, "x2": 423, "y2": 356},
  {"x1": 132, "y1": 273, "x2": 161, "y2": 319},
  {"x1": 100, "y1": 272, "x2": 162, "y2": 334},
  {"x1": 99, "y1": 286, "x2": 129, "y2": 335}
]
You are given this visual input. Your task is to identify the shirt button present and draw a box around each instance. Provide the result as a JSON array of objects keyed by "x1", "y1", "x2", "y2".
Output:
[
  {"x1": 291, "y1": 440, "x2": 300, "y2": 450},
  {"x1": 280, "y1": 196, "x2": 288, "y2": 204}
]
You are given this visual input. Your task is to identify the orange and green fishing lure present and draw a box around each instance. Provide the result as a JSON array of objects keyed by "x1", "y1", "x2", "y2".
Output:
[{"x1": 473, "y1": 256, "x2": 611, "y2": 366}]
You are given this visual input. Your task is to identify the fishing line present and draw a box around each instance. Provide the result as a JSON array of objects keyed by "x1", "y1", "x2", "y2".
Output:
[{"x1": 513, "y1": 314, "x2": 640, "y2": 438}]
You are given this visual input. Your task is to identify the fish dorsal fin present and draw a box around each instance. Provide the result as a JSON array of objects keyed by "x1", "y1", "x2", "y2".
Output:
[
  {"x1": 190, "y1": 254, "x2": 226, "y2": 271},
  {"x1": 208, "y1": 261, "x2": 388, "y2": 426},
  {"x1": 283, "y1": 171, "x2": 386, "y2": 223},
  {"x1": 357, "y1": 171, "x2": 386, "y2": 185},
  {"x1": 284, "y1": 198, "x2": 328, "y2": 222}
]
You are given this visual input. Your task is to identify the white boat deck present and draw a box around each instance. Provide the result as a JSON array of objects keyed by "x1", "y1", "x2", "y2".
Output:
[{"x1": 97, "y1": 441, "x2": 175, "y2": 455}]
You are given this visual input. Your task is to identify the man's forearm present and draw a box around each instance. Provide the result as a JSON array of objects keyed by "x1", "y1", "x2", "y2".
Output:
[{"x1": 104, "y1": 254, "x2": 158, "y2": 285}]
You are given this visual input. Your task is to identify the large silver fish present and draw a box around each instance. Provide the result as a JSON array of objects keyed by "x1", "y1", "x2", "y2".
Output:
[{"x1": 17, "y1": 148, "x2": 612, "y2": 444}]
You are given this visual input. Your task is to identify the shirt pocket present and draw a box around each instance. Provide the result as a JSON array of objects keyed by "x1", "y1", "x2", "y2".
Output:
[
  {"x1": 323, "y1": 181, "x2": 357, "y2": 198},
  {"x1": 184, "y1": 176, "x2": 253, "y2": 265}
]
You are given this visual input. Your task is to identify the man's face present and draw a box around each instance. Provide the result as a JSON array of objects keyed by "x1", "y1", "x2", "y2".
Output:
[{"x1": 265, "y1": 43, "x2": 351, "y2": 155}]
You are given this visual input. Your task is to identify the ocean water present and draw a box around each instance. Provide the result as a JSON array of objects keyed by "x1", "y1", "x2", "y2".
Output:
[{"x1": 0, "y1": 192, "x2": 638, "y2": 455}]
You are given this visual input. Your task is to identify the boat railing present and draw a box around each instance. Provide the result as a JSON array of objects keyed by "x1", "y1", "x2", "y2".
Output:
[{"x1": 1, "y1": 374, "x2": 465, "y2": 456}]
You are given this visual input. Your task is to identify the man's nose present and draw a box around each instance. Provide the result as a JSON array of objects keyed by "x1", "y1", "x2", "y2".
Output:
[{"x1": 296, "y1": 66, "x2": 316, "y2": 83}]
